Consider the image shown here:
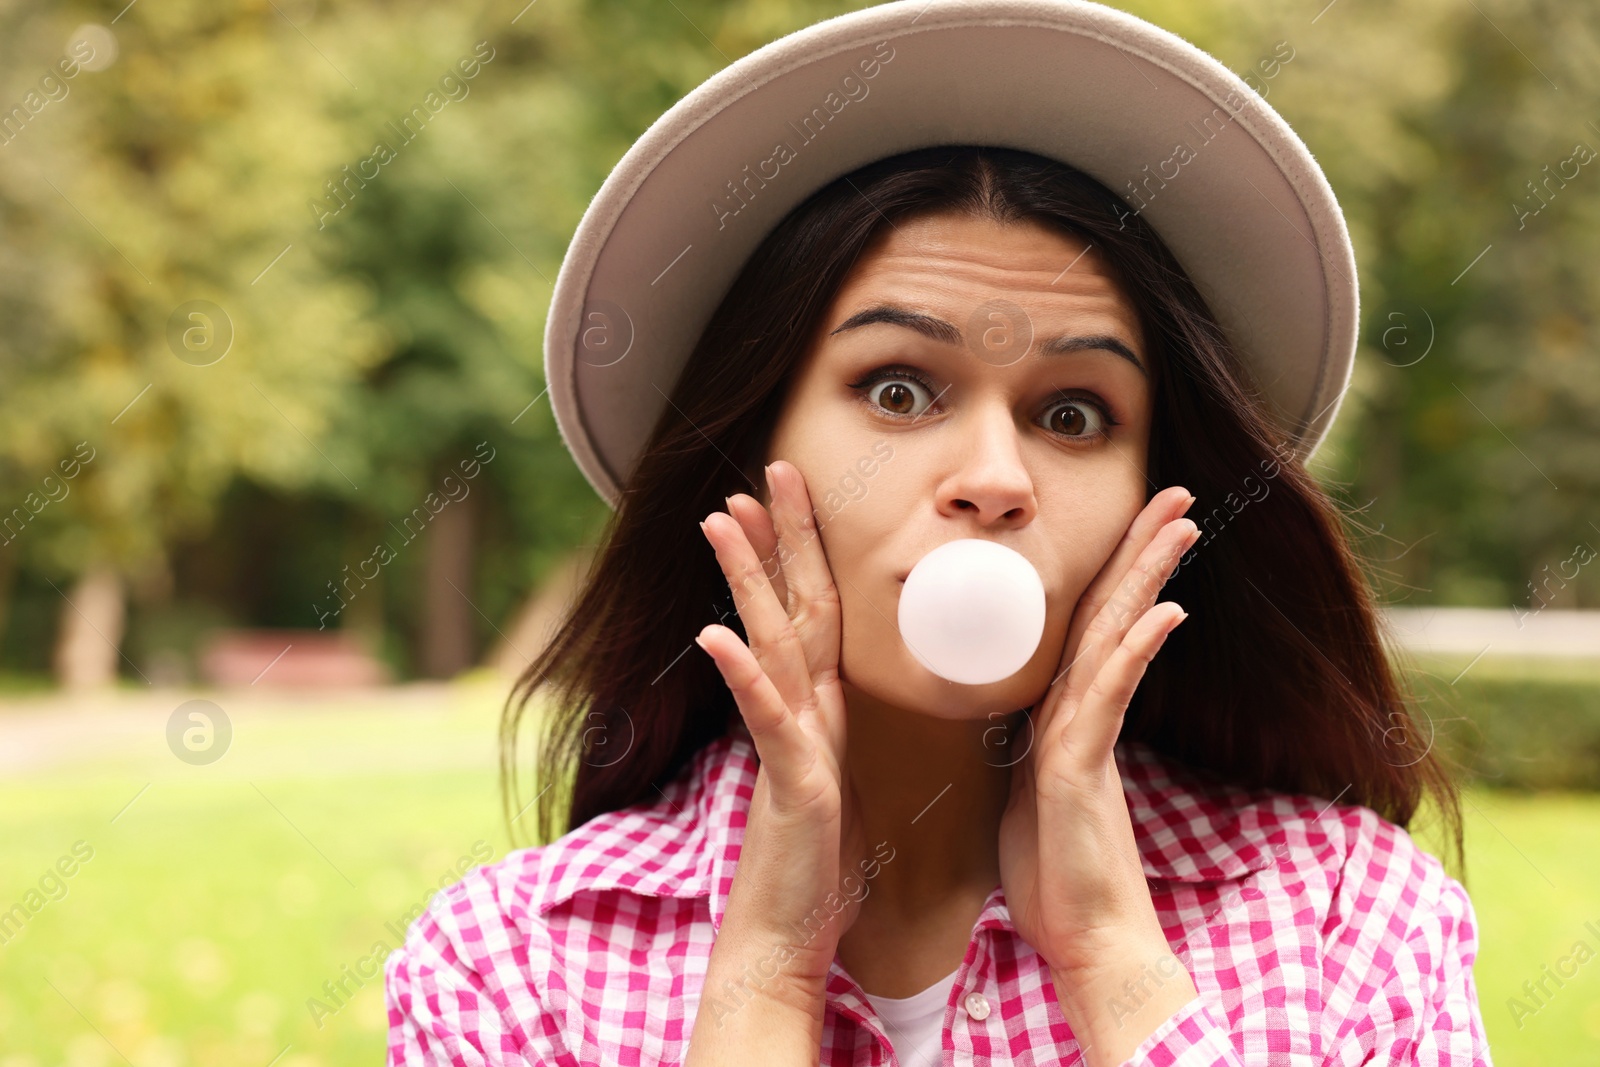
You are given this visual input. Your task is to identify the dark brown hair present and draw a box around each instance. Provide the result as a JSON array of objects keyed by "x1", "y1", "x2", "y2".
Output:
[{"x1": 501, "y1": 145, "x2": 1466, "y2": 879}]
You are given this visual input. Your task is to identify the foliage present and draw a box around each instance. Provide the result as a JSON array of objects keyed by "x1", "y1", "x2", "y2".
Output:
[
  {"x1": 1411, "y1": 654, "x2": 1600, "y2": 791},
  {"x1": 0, "y1": 0, "x2": 1596, "y2": 676}
]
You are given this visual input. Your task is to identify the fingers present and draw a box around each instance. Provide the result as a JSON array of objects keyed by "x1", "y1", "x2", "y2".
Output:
[
  {"x1": 700, "y1": 510, "x2": 818, "y2": 715},
  {"x1": 763, "y1": 461, "x2": 844, "y2": 642},
  {"x1": 1073, "y1": 487, "x2": 1193, "y2": 629},
  {"x1": 694, "y1": 624, "x2": 818, "y2": 796},
  {"x1": 1082, "y1": 513, "x2": 1198, "y2": 643},
  {"x1": 725, "y1": 490, "x2": 786, "y2": 607},
  {"x1": 1057, "y1": 488, "x2": 1197, "y2": 705},
  {"x1": 698, "y1": 463, "x2": 848, "y2": 815},
  {"x1": 1059, "y1": 602, "x2": 1187, "y2": 770}
]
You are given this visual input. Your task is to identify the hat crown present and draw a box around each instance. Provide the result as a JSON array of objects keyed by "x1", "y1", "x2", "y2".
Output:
[{"x1": 546, "y1": 0, "x2": 1357, "y2": 507}]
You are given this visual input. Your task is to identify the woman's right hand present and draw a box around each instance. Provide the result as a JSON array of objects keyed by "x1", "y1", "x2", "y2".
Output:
[{"x1": 693, "y1": 458, "x2": 864, "y2": 997}]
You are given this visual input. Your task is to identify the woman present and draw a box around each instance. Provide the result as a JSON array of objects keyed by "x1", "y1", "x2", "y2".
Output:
[{"x1": 385, "y1": 5, "x2": 1492, "y2": 1066}]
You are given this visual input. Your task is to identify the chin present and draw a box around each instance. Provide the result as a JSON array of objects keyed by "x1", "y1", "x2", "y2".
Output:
[{"x1": 840, "y1": 643, "x2": 1050, "y2": 721}]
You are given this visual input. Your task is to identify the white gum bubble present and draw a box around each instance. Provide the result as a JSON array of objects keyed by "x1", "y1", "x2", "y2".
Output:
[{"x1": 896, "y1": 539, "x2": 1046, "y2": 685}]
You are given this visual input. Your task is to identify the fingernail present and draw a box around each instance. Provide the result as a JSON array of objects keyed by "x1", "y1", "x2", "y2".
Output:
[
  {"x1": 1182, "y1": 493, "x2": 1196, "y2": 512},
  {"x1": 693, "y1": 632, "x2": 709, "y2": 652},
  {"x1": 725, "y1": 495, "x2": 736, "y2": 513}
]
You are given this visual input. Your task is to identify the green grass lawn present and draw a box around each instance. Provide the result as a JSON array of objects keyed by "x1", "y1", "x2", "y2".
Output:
[
  {"x1": 0, "y1": 673, "x2": 1595, "y2": 1065},
  {"x1": 1425, "y1": 792, "x2": 1600, "y2": 1060}
]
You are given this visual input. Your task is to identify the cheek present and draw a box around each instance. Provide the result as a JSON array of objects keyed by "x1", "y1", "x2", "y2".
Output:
[
  {"x1": 1046, "y1": 477, "x2": 1147, "y2": 598},
  {"x1": 814, "y1": 476, "x2": 909, "y2": 665},
  {"x1": 821, "y1": 523, "x2": 881, "y2": 691},
  {"x1": 1006, "y1": 479, "x2": 1145, "y2": 698},
  {"x1": 810, "y1": 468, "x2": 885, "y2": 580},
  {"x1": 835, "y1": 579, "x2": 883, "y2": 689}
]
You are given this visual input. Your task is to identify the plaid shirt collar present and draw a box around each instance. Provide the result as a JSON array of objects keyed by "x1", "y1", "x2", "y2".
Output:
[{"x1": 526, "y1": 725, "x2": 1281, "y2": 932}]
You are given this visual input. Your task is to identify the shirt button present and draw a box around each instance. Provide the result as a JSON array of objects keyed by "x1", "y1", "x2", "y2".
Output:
[{"x1": 963, "y1": 991, "x2": 991, "y2": 1021}]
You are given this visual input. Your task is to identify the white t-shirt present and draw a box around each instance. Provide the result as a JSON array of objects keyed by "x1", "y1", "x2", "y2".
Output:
[{"x1": 861, "y1": 967, "x2": 959, "y2": 1067}]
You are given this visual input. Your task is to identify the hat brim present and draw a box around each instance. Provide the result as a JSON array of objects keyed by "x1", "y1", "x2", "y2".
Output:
[{"x1": 545, "y1": 0, "x2": 1359, "y2": 508}]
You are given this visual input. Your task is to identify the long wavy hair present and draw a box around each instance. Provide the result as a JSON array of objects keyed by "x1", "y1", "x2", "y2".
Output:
[{"x1": 500, "y1": 145, "x2": 1467, "y2": 878}]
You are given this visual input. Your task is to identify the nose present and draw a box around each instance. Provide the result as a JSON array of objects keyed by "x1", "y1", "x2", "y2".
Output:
[{"x1": 935, "y1": 399, "x2": 1037, "y2": 528}]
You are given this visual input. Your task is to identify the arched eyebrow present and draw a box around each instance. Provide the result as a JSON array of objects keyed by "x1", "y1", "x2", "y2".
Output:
[{"x1": 829, "y1": 302, "x2": 1147, "y2": 377}]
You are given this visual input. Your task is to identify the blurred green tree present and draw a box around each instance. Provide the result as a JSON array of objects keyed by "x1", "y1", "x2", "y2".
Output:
[{"x1": 0, "y1": 0, "x2": 1595, "y2": 686}]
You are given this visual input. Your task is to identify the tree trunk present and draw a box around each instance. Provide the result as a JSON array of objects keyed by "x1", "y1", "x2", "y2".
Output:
[
  {"x1": 53, "y1": 564, "x2": 126, "y2": 690},
  {"x1": 419, "y1": 485, "x2": 478, "y2": 678},
  {"x1": 0, "y1": 545, "x2": 17, "y2": 657}
]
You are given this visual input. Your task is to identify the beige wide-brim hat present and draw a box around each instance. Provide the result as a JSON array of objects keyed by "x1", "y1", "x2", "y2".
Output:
[{"x1": 545, "y1": 0, "x2": 1359, "y2": 508}]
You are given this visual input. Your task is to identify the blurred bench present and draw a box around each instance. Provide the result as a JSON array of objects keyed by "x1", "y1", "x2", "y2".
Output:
[{"x1": 198, "y1": 629, "x2": 391, "y2": 688}]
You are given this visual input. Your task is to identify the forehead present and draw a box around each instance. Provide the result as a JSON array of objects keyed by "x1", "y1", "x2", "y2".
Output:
[{"x1": 821, "y1": 211, "x2": 1145, "y2": 350}]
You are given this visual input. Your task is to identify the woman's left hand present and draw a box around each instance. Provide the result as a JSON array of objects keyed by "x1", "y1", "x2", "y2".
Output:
[{"x1": 998, "y1": 484, "x2": 1201, "y2": 1063}]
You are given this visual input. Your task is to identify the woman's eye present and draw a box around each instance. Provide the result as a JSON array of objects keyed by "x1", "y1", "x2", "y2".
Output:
[
  {"x1": 1041, "y1": 397, "x2": 1108, "y2": 438},
  {"x1": 861, "y1": 373, "x2": 936, "y2": 417},
  {"x1": 854, "y1": 369, "x2": 1112, "y2": 439}
]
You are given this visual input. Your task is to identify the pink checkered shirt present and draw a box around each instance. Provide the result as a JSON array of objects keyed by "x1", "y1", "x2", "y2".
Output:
[{"x1": 385, "y1": 727, "x2": 1493, "y2": 1066}]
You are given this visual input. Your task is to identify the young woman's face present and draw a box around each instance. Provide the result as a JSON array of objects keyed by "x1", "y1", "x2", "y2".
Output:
[{"x1": 762, "y1": 210, "x2": 1155, "y2": 720}]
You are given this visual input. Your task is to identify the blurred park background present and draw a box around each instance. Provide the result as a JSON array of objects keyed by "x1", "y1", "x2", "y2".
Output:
[{"x1": 1, "y1": 0, "x2": 1598, "y2": 1063}]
